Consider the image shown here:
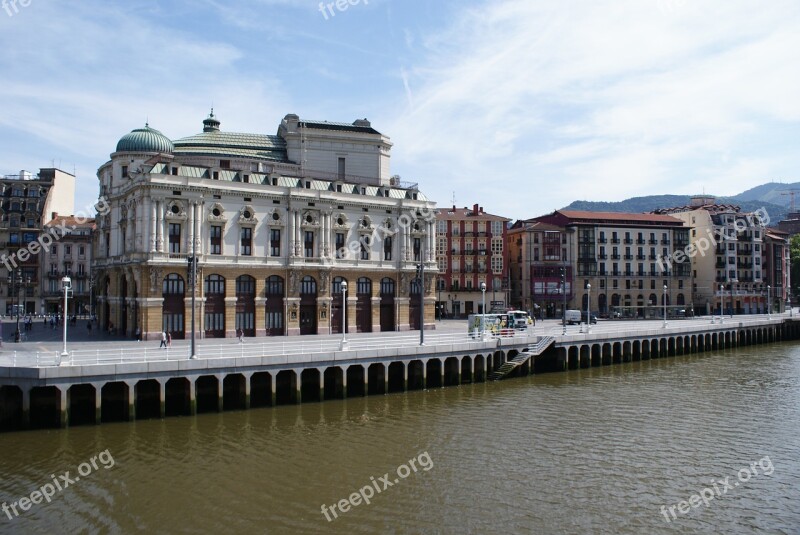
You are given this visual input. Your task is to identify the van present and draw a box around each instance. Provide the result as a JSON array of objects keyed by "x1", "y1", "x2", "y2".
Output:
[
  {"x1": 506, "y1": 310, "x2": 531, "y2": 329},
  {"x1": 564, "y1": 310, "x2": 582, "y2": 325}
]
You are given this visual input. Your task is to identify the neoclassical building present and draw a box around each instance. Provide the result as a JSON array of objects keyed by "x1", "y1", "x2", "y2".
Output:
[{"x1": 94, "y1": 112, "x2": 437, "y2": 340}]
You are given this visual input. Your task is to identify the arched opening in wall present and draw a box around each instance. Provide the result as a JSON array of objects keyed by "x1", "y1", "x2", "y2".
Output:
[
  {"x1": 265, "y1": 275, "x2": 285, "y2": 336},
  {"x1": 300, "y1": 276, "x2": 318, "y2": 335},
  {"x1": 474, "y1": 355, "x2": 486, "y2": 381},
  {"x1": 367, "y1": 363, "x2": 385, "y2": 395},
  {"x1": 407, "y1": 360, "x2": 425, "y2": 390},
  {"x1": 236, "y1": 275, "x2": 256, "y2": 337},
  {"x1": 387, "y1": 362, "x2": 405, "y2": 393},
  {"x1": 331, "y1": 277, "x2": 347, "y2": 334},
  {"x1": 275, "y1": 370, "x2": 297, "y2": 404},
  {"x1": 165, "y1": 378, "x2": 190, "y2": 416},
  {"x1": 162, "y1": 273, "x2": 186, "y2": 339},
  {"x1": 196, "y1": 376, "x2": 220, "y2": 413},
  {"x1": 300, "y1": 369, "x2": 321, "y2": 403},
  {"x1": 30, "y1": 386, "x2": 61, "y2": 429},
  {"x1": 68, "y1": 384, "x2": 96, "y2": 426},
  {"x1": 324, "y1": 367, "x2": 343, "y2": 400},
  {"x1": 444, "y1": 357, "x2": 460, "y2": 386},
  {"x1": 461, "y1": 356, "x2": 473, "y2": 383},
  {"x1": 251, "y1": 372, "x2": 272, "y2": 407},
  {"x1": 598, "y1": 293, "x2": 607, "y2": 315},
  {"x1": 380, "y1": 277, "x2": 396, "y2": 331},
  {"x1": 677, "y1": 293, "x2": 685, "y2": 306},
  {"x1": 204, "y1": 274, "x2": 226, "y2": 338},
  {"x1": 409, "y1": 279, "x2": 422, "y2": 330},
  {"x1": 346, "y1": 366, "x2": 365, "y2": 397},
  {"x1": 223, "y1": 374, "x2": 247, "y2": 410},
  {"x1": 611, "y1": 293, "x2": 621, "y2": 310},
  {"x1": 135, "y1": 380, "x2": 161, "y2": 420},
  {"x1": 637, "y1": 295, "x2": 645, "y2": 317},
  {"x1": 101, "y1": 382, "x2": 128, "y2": 422},
  {"x1": 0, "y1": 386, "x2": 23, "y2": 431},
  {"x1": 426, "y1": 359, "x2": 442, "y2": 388},
  {"x1": 356, "y1": 277, "x2": 373, "y2": 332}
]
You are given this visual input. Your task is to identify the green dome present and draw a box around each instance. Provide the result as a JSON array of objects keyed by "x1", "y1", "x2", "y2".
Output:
[{"x1": 116, "y1": 124, "x2": 174, "y2": 153}]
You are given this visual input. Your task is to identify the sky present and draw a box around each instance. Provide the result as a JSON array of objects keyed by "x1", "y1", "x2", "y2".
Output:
[{"x1": 0, "y1": 0, "x2": 798, "y2": 220}]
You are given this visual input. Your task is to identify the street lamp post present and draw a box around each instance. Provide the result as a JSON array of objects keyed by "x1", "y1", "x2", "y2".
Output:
[
  {"x1": 61, "y1": 276, "x2": 72, "y2": 361},
  {"x1": 480, "y1": 281, "x2": 487, "y2": 341},
  {"x1": 188, "y1": 254, "x2": 198, "y2": 359},
  {"x1": 585, "y1": 283, "x2": 591, "y2": 334},
  {"x1": 89, "y1": 273, "x2": 95, "y2": 319},
  {"x1": 7, "y1": 269, "x2": 31, "y2": 343},
  {"x1": 340, "y1": 280, "x2": 348, "y2": 350},
  {"x1": 719, "y1": 284, "x2": 725, "y2": 324},
  {"x1": 663, "y1": 285, "x2": 668, "y2": 329}
]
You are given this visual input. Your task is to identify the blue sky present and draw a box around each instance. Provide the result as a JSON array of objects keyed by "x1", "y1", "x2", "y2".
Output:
[{"x1": 1, "y1": 0, "x2": 799, "y2": 219}]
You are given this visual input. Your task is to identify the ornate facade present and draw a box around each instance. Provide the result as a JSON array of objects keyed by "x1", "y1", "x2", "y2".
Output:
[{"x1": 94, "y1": 112, "x2": 437, "y2": 340}]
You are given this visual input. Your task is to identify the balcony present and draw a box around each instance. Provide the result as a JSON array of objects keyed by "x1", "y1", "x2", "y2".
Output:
[
  {"x1": 598, "y1": 254, "x2": 607, "y2": 260},
  {"x1": 624, "y1": 271, "x2": 633, "y2": 276},
  {"x1": 611, "y1": 239, "x2": 620, "y2": 244},
  {"x1": 611, "y1": 254, "x2": 621, "y2": 260},
  {"x1": 636, "y1": 255, "x2": 646, "y2": 260},
  {"x1": 598, "y1": 238, "x2": 607, "y2": 244},
  {"x1": 649, "y1": 239, "x2": 658, "y2": 245},
  {"x1": 636, "y1": 239, "x2": 646, "y2": 245},
  {"x1": 661, "y1": 240, "x2": 670, "y2": 245},
  {"x1": 624, "y1": 255, "x2": 633, "y2": 260},
  {"x1": 624, "y1": 238, "x2": 633, "y2": 244}
]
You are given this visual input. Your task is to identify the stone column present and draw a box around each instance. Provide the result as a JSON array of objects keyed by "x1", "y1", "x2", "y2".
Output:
[
  {"x1": 187, "y1": 203, "x2": 195, "y2": 255},
  {"x1": 288, "y1": 208, "x2": 295, "y2": 258},
  {"x1": 216, "y1": 375, "x2": 224, "y2": 412},
  {"x1": 255, "y1": 297, "x2": 267, "y2": 337},
  {"x1": 126, "y1": 381, "x2": 136, "y2": 421},
  {"x1": 346, "y1": 296, "x2": 357, "y2": 334},
  {"x1": 286, "y1": 297, "x2": 300, "y2": 336},
  {"x1": 294, "y1": 369, "x2": 302, "y2": 404},
  {"x1": 158, "y1": 380, "x2": 166, "y2": 418},
  {"x1": 396, "y1": 297, "x2": 411, "y2": 331},
  {"x1": 243, "y1": 372, "x2": 252, "y2": 409},
  {"x1": 270, "y1": 374, "x2": 277, "y2": 406},
  {"x1": 60, "y1": 388, "x2": 68, "y2": 428},
  {"x1": 370, "y1": 296, "x2": 381, "y2": 333},
  {"x1": 157, "y1": 201, "x2": 165, "y2": 253},
  {"x1": 149, "y1": 198, "x2": 157, "y2": 252},
  {"x1": 188, "y1": 378, "x2": 197, "y2": 415}
]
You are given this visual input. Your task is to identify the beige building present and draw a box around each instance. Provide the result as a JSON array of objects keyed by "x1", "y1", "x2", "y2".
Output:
[
  {"x1": 521, "y1": 210, "x2": 692, "y2": 318},
  {"x1": 655, "y1": 196, "x2": 771, "y2": 315},
  {"x1": 40, "y1": 215, "x2": 95, "y2": 316},
  {"x1": 1, "y1": 168, "x2": 75, "y2": 315},
  {"x1": 93, "y1": 112, "x2": 437, "y2": 340}
]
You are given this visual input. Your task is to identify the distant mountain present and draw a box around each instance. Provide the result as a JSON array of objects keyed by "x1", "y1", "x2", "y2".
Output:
[{"x1": 560, "y1": 183, "x2": 794, "y2": 225}]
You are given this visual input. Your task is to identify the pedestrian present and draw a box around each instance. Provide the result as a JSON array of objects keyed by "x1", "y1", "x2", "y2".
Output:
[
  {"x1": 159, "y1": 331, "x2": 167, "y2": 348},
  {"x1": 135, "y1": 327, "x2": 141, "y2": 342},
  {"x1": 237, "y1": 328, "x2": 244, "y2": 343},
  {"x1": 166, "y1": 331, "x2": 172, "y2": 348}
]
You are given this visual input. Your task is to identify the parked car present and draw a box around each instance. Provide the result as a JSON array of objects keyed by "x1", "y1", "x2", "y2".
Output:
[{"x1": 581, "y1": 311, "x2": 598, "y2": 324}]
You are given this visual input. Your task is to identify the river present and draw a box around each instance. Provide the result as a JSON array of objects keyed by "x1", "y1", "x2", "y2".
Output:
[{"x1": 1, "y1": 343, "x2": 799, "y2": 534}]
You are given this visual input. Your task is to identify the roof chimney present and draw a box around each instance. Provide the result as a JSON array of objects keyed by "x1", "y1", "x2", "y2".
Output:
[{"x1": 473, "y1": 203, "x2": 479, "y2": 215}]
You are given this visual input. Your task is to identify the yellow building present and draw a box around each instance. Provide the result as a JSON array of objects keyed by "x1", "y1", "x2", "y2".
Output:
[{"x1": 93, "y1": 112, "x2": 437, "y2": 340}]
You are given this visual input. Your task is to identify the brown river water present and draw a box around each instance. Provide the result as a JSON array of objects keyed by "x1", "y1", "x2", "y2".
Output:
[{"x1": 1, "y1": 343, "x2": 799, "y2": 534}]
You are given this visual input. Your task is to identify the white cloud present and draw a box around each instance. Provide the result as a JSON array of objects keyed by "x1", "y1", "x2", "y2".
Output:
[{"x1": 387, "y1": 0, "x2": 800, "y2": 218}]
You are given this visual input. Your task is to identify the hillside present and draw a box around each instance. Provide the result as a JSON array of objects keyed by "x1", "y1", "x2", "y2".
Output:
[{"x1": 561, "y1": 185, "x2": 792, "y2": 225}]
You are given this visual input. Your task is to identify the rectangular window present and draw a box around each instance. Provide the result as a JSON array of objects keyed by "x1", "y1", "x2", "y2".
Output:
[
  {"x1": 78, "y1": 246, "x2": 85, "y2": 256},
  {"x1": 210, "y1": 225, "x2": 222, "y2": 255},
  {"x1": 338, "y1": 157, "x2": 346, "y2": 179},
  {"x1": 305, "y1": 231, "x2": 315, "y2": 258},
  {"x1": 169, "y1": 223, "x2": 181, "y2": 253},
  {"x1": 240, "y1": 227, "x2": 252, "y2": 256},
  {"x1": 220, "y1": 160, "x2": 231, "y2": 169},
  {"x1": 270, "y1": 229, "x2": 281, "y2": 257},
  {"x1": 413, "y1": 238, "x2": 421, "y2": 262},
  {"x1": 361, "y1": 236, "x2": 370, "y2": 260},
  {"x1": 384, "y1": 236, "x2": 393, "y2": 260},
  {"x1": 335, "y1": 233, "x2": 345, "y2": 258}
]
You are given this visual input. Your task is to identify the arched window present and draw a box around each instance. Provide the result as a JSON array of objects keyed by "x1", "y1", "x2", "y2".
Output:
[
  {"x1": 204, "y1": 274, "x2": 225, "y2": 294},
  {"x1": 357, "y1": 277, "x2": 371, "y2": 295},
  {"x1": 300, "y1": 276, "x2": 317, "y2": 295},
  {"x1": 163, "y1": 274, "x2": 185, "y2": 295},
  {"x1": 332, "y1": 276, "x2": 347, "y2": 295},
  {"x1": 266, "y1": 275, "x2": 284, "y2": 296}
]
